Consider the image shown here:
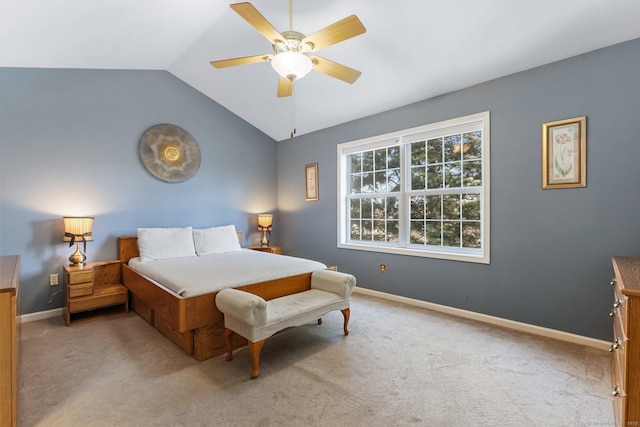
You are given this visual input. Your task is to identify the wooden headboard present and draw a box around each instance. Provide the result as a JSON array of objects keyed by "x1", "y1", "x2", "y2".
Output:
[{"x1": 118, "y1": 231, "x2": 243, "y2": 263}]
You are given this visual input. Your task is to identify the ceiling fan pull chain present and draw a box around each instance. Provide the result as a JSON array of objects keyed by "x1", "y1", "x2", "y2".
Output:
[{"x1": 290, "y1": 83, "x2": 296, "y2": 138}]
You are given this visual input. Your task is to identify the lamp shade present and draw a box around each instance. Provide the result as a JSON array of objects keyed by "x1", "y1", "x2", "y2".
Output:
[
  {"x1": 63, "y1": 217, "x2": 94, "y2": 242},
  {"x1": 257, "y1": 214, "x2": 273, "y2": 229},
  {"x1": 271, "y1": 52, "x2": 313, "y2": 80}
]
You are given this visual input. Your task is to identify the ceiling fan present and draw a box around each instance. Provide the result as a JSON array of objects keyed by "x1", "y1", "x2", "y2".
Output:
[{"x1": 210, "y1": 1, "x2": 366, "y2": 98}]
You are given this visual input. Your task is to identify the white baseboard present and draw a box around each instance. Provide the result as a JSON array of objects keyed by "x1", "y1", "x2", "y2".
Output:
[
  {"x1": 20, "y1": 308, "x2": 63, "y2": 323},
  {"x1": 354, "y1": 287, "x2": 610, "y2": 351}
]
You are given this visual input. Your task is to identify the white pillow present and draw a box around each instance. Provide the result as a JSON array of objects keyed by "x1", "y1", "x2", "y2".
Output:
[
  {"x1": 137, "y1": 227, "x2": 196, "y2": 261},
  {"x1": 193, "y1": 225, "x2": 241, "y2": 256}
]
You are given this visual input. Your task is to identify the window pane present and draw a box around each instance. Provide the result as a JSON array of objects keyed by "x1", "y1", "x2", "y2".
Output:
[
  {"x1": 444, "y1": 163, "x2": 462, "y2": 188},
  {"x1": 444, "y1": 134, "x2": 462, "y2": 162},
  {"x1": 410, "y1": 220, "x2": 425, "y2": 244},
  {"x1": 350, "y1": 220, "x2": 361, "y2": 240},
  {"x1": 388, "y1": 146, "x2": 400, "y2": 168},
  {"x1": 426, "y1": 221, "x2": 442, "y2": 245},
  {"x1": 463, "y1": 160, "x2": 482, "y2": 187},
  {"x1": 443, "y1": 221, "x2": 461, "y2": 247},
  {"x1": 375, "y1": 148, "x2": 386, "y2": 170},
  {"x1": 410, "y1": 196, "x2": 425, "y2": 219},
  {"x1": 427, "y1": 165, "x2": 443, "y2": 189},
  {"x1": 350, "y1": 198, "x2": 361, "y2": 218},
  {"x1": 373, "y1": 220, "x2": 386, "y2": 242},
  {"x1": 411, "y1": 166, "x2": 425, "y2": 190},
  {"x1": 427, "y1": 138, "x2": 442, "y2": 164},
  {"x1": 362, "y1": 198, "x2": 372, "y2": 218},
  {"x1": 362, "y1": 151, "x2": 374, "y2": 172},
  {"x1": 442, "y1": 195, "x2": 460, "y2": 220},
  {"x1": 374, "y1": 171, "x2": 388, "y2": 193},
  {"x1": 387, "y1": 220, "x2": 399, "y2": 243},
  {"x1": 411, "y1": 141, "x2": 426, "y2": 166},
  {"x1": 350, "y1": 153, "x2": 362, "y2": 173},
  {"x1": 425, "y1": 195, "x2": 441, "y2": 220},
  {"x1": 362, "y1": 172, "x2": 374, "y2": 193},
  {"x1": 362, "y1": 220, "x2": 372, "y2": 240},
  {"x1": 350, "y1": 174, "x2": 362, "y2": 194},
  {"x1": 373, "y1": 198, "x2": 385, "y2": 219},
  {"x1": 462, "y1": 222, "x2": 481, "y2": 248},
  {"x1": 387, "y1": 197, "x2": 400, "y2": 220},
  {"x1": 387, "y1": 169, "x2": 401, "y2": 192},
  {"x1": 462, "y1": 193, "x2": 480, "y2": 221},
  {"x1": 463, "y1": 131, "x2": 482, "y2": 160}
]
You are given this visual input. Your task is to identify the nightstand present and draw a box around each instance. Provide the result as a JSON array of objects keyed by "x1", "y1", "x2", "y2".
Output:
[
  {"x1": 248, "y1": 245, "x2": 283, "y2": 255},
  {"x1": 63, "y1": 261, "x2": 129, "y2": 326}
]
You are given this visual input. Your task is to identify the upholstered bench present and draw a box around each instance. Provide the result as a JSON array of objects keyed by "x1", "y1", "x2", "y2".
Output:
[{"x1": 215, "y1": 269, "x2": 356, "y2": 379}]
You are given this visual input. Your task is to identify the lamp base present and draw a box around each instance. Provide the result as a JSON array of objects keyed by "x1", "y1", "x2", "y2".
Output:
[
  {"x1": 68, "y1": 243, "x2": 87, "y2": 265},
  {"x1": 260, "y1": 230, "x2": 270, "y2": 248}
]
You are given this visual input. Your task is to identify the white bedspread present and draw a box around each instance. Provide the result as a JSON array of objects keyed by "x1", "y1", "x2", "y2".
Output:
[{"x1": 128, "y1": 249, "x2": 327, "y2": 297}]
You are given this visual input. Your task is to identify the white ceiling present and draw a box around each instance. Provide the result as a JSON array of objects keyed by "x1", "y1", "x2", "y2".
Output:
[{"x1": 2, "y1": 0, "x2": 640, "y2": 141}]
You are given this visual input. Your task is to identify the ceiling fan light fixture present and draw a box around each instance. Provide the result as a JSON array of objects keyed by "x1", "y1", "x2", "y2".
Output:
[{"x1": 271, "y1": 51, "x2": 313, "y2": 80}]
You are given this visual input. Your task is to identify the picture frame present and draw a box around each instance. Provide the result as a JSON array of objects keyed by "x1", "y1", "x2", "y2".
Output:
[
  {"x1": 305, "y1": 163, "x2": 319, "y2": 201},
  {"x1": 542, "y1": 116, "x2": 586, "y2": 189}
]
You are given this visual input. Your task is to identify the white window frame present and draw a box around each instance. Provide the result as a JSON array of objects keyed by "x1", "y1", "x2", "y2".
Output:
[{"x1": 337, "y1": 111, "x2": 490, "y2": 264}]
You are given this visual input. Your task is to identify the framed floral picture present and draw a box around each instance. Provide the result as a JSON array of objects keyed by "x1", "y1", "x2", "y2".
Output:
[
  {"x1": 305, "y1": 163, "x2": 319, "y2": 201},
  {"x1": 542, "y1": 116, "x2": 586, "y2": 189}
]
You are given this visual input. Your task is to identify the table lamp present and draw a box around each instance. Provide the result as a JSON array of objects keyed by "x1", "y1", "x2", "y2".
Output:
[
  {"x1": 63, "y1": 216, "x2": 94, "y2": 265},
  {"x1": 257, "y1": 214, "x2": 273, "y2": 247}
]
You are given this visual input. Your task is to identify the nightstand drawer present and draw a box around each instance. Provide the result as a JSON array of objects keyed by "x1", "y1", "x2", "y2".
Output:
[
  {"x1": 66, "y1": 269, "x2": 93, "y2": 285},
  {"x1": 69, "y1": 284, "x2": 127, "y2": 313},
  {"x1": 69, "y1": 282, "x2": 93, "y2": 297}
]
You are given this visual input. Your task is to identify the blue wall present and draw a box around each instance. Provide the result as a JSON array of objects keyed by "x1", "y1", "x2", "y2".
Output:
[
  {"x1": 277, "y1": 38, "x2": 640, "y2": 340},
  {"x1": 0, "y1": 69, "x2": 277, "y2": 314}
]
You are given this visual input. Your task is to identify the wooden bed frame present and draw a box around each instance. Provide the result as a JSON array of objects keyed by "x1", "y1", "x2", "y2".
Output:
[{"x1": 118, "y1": 236, "x2": 312, "y2": 361}]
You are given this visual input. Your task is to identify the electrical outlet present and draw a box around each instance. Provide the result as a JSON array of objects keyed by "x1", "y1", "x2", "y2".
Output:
[
  {"x1": 380, "y1": 263, "x2": 386, "y2": 273},
  {"x1": 49, "y1": 273, "x2": 59, "y2": 286}
]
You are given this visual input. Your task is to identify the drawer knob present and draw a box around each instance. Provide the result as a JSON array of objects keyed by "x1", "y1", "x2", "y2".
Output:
[
  {"x1": 610, "y1": 278, "x2": 616, "y2": 286},
  {"x1": 609, "y1": 338, "x2": 622, "y2": 352},
  {"x1": 610, "y1": 299, "x2": 623, "y2": 316},
  {"x1": 612, "y1": 385, "x2": 620, "y2": 397}
]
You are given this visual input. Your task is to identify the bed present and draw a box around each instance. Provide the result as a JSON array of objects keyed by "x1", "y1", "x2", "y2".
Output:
[{"x1": 118, "y1": 226, "x2": 327, "y2": 361}]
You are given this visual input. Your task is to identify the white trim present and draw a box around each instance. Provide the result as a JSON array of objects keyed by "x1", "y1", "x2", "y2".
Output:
[
  {"x1": 354, "y1": 287, "x2": 609, "y2": 351},
  {"x1": 20, "y1": 308, "x2": 63, "y2": 323},
  {"x1": 337, "y1": 111, "x2": 490, "y2": 264}
]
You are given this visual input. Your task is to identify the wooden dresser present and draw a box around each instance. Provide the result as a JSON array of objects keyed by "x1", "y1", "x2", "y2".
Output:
[
  {"x1": 0, "y1": 255, "x2": 20, "y2": 427},
  {"x1": 610, "y1": 256, "x2": 640, "y2": 427}
]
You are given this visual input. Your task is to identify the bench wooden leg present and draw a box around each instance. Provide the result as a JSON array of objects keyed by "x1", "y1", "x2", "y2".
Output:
[
  {"x1": 224, "y1": 328, "x2": 234, "y2": 361},
  {"x1": 341, "y1": 308, "x2": 350, "y2": 335},
  {"x1": 248, "y1": 340, "x2": 265, "y2": 379}
]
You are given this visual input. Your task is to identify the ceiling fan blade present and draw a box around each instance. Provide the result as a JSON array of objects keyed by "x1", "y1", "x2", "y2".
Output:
[
  {"x1": 230, "y1": 2, "x2": 284, "y2": 44},
  {"x1": 311, "y1": 56, "x2": 362, "y2": 84},
  {"x1": 277, "y1": 76, "x2": 294, "y2": 97},
  {"x1": 302, "y1": 15, "x2": 366, "y2": 51},
  {"x1": 210, "y1": 54, "x2": 271, "y2": 69}
]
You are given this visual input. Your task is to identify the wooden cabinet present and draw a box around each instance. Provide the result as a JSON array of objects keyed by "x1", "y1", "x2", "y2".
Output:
[
  {"x1": 64, "y1": 261, "x2": 129, "y2": 326},
  {"x1": 248, "y1": 245, "x2": 283, "y2": 255},
  {"x1": 610, "y1": 256, "x2": 640, "y2": 427},
  {"x1": 1, "y1": 255, "x2": 20, "y2": 427}
]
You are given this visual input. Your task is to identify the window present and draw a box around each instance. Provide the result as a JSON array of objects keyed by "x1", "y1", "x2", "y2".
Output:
[{"x1": 337, "y1": 112, "x2": 490, "y2": 263}]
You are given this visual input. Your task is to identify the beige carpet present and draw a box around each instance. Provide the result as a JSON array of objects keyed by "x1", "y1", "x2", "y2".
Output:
[{"x1": 19, "y1": 294, "x2": 614, "y2": 426}]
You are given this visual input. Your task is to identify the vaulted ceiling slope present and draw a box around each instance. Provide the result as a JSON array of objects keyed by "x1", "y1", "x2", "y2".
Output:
[{"x1": 2, "y1": 1, "x2": 640, "y2": 141}]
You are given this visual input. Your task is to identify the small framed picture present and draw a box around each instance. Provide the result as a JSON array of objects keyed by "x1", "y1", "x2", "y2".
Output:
[
  {"x1": 542, "y1": 116, "x2": 586, "y2": 189},
  {"x1": 305, "y1": 163, "x2": 319, "y2": 201}
]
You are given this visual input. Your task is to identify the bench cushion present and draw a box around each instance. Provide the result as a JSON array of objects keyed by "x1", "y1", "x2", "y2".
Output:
[{"x1": 217, "y1": 288, "x2": 349, "y2": 342}]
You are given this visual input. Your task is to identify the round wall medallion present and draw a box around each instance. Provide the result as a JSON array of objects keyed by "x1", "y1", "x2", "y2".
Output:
[{"x1": 139, "y1": 124, "x2": 201, "y2": 183}]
